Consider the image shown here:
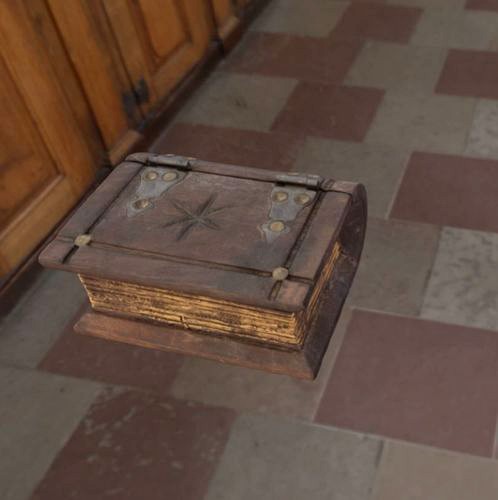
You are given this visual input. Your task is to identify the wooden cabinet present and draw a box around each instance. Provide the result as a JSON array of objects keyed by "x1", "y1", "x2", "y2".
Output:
[
  {"x1": 0, "y1": 1, "x2": 97, "y2": 277},
  {"x1": 47, "y1": 0, "x2": 214, "y2": 163},
  {"x1": 211, "y1": 0, "x2": 255, "y2": 43},
  {"x1": 102, "y1": 0, "x2": 213, "y2": 114},
  {"x1": 46, "y1": 0, "x2": 146, "y2": 164},
  {"x1": 0, "y1": 0, "x2": 260, "y2": 280}
]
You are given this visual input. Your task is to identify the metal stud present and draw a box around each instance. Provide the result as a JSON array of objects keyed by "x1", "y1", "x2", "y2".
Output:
[
  {"x1": 294, "y1": 193, "x2": 312, "y2": 205},
  {"x1": 272, "y1": 191, "x2": 288, "y2": 203},
  {"x1": 269, "y1": 220, "x2": 285, "y2": 233},
  {"x1": 145, "y1": 170, "x2": 158, "y2": 181},
  {"x1": 133, "y1": 199, "x2": 150, "y2": 210},
  {"x1": 272, "y1": 266, "x2": 289, "y2": 281},
  {"x1": 74, "y1": 234, "x2": 92, "y2": 247},
  {"x1": 162, "y1": 171, "x2": 178, "y2": 182}
]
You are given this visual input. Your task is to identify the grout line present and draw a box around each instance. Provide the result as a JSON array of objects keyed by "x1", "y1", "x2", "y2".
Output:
[
  {"x1": 233, "y1": 412, "x2": 498, "y2": 466},
  {"x1": 309, "y1": 306, "x2": 354, "y2": 421},
  {"x1": 493, "y1": 416, "x2": 498, "y2": 459},
  {"x1": 369, "y1": 440, "x2": 388, "y2": 500},
  {"x1": 417, "y1": 224, "x2": 443, "y2": 317},
  {"x1": 308, "y1": 419, "x2": 498, "y2": 463},
  {"x1": 342, "y1": 304, "x2": 498, "y2": 335},
  {"x1": 461, "y1": 97, "x2": 479, "y2": 156},
  {"x1": 384, "y1": 148, "x2": 412, "y2": 219}
]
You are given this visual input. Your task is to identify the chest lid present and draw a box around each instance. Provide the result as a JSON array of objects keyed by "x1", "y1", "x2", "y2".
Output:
[{"x1": 40, "y1": 153, "x2": 359, "y2": 313}]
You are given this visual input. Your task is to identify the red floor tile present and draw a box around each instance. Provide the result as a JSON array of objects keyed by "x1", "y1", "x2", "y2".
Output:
[
  {"x1": 152, "y1": 123, "x2": 303, "y2": 171},
  {"x1": 225, "y1": 32, "x2": 362, "y2": 84},
  {"x1": 390, "y1": 152, "x2": 498, "y2": 233},
  {"x1": 39, "y1": 308, "x2": 184, "y2": 395},
  {"x1": 436, "y1": 49, "x2": 498, "y2": 100},
  {"x1": 466, "y1": 0, "x2": 498, "y2": 11},
  {"x1": 315, "y1": 310, "x2": 498, "y2": 456},
  {"x1": 31, "y1": 389, "x2": 236, "y2": 500},
  {"x1": 331, "y1": 4, "x2": 422, "y2": 43},
  {"x1": 271, "y1": 82, "x2": 384, "y2": 142}
]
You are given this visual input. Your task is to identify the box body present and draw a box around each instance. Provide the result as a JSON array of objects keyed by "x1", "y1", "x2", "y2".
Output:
[{"x1": 40, "y1": 153, "x2": 367, "y2": 378}]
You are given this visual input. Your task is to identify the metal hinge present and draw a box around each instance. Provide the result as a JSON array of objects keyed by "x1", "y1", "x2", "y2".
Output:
[
  {"x1": 275, "y1": 172, "x2": 323, "y2": 188},
  {"x1": 133, "y1": 78, "x2": 150, "y2": 105},
  {"x1": 121, "y1": 78, "x2": 150, "y2": 122},
  {"x1": 146, "y1": 153, "x2": 193, "y2": 170}
]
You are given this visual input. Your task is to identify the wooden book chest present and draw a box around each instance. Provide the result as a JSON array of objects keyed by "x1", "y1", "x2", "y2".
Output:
[{"x1": 40, "y1": 153, "x2": 367, "y2": 379}]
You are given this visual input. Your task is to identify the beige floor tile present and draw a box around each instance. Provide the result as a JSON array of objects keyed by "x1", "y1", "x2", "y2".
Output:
[
  {"x1": 206, "y1": 415, "x2": 382, "y2": 500},
  {"x1": 422, "y1": 227, "x2": 498, "y2": 331},
  {"x1": 412, "y1": 9, "x2": 498, "y2": 49},
  {"x1": 0, "y1": 366, "x2": 101, "y2": 500},
  {"x1": 490, "y1": 32, "x2": 498, "y2": 50},
  {"x1": 171, "y1": 308, "x2": 353, "y2": 420},
  {"x1": 346, "y1": 41, "x2": 445, "y2": 95},
  {"x1": 350, "y1": 218, "x2": 441, "y2": 316},
  {"x1": 388, "y1": 0, "x2": 466, "y2": 7},
  {"x1": 466, "y1": 99, "x2": 498, "y2": 159},
  {"x1": 374, "y1": 441, "x2": 498, "y2": 500},
  {"x1": 293, "y1": 137, "x2": 409, "y2": 218},
  {"x1": 175, "y1": 72, "x2": 297, "y2": 132},
  {"x1": 251, "y1": 0, "x2": 348, "y2": 37},
  {"x1": 494, "y1": 421, "x2": 498, "y2": 458},
  {"x1": 0, "y1": 270, "x2": 86, "y2": 368},
  {"x1": 366, "y1": 93, "x2": 476, "y2": 154}
]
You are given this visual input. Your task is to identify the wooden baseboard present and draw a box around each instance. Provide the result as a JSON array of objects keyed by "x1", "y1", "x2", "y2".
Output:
[{"x1": 217, "y1": 0, "x2": 271, "y2": 55}]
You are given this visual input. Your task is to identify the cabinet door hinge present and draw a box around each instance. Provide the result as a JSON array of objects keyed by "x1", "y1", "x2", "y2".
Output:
[
  {"x1": 121, "y1": 78, "x2": 150, "y2": 122},
  {"x1": 133, "y1": 78, "x2": 150, "y2": 105}
]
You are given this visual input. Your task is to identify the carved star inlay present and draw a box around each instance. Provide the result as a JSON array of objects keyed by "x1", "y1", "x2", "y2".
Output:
[{"x1": 163, "y1": 194, "x2": 230, "y2": 241}]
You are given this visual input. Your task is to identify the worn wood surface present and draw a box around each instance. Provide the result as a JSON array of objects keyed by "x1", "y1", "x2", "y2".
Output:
[
  {"x1": 211, "y1": 0, "x2": 269, "y2": 52},
  {"x1": 211, "y1": 0, "x2": 240, "y2": 41},
  {"x1": 75, "y1": 245, "x2": 357, "y2": 379},
  {"x1": 0, "y1": 1, "x2": 263, "y2": 281},
  {"x1": 80, "y1": 274, "x2": 304, "y2": 346},
  {"x1": 41, "y1": 154, "x2": 366, "y2": 375},
  {"x1": 90, "y1": 171, "x2": 314, "y2": 272},
  {"x1": 47, "y1": 0, "x2": 141, "y2": 150},
  {"x1": 27, "y1": 0, "x2": 104, "y2": 167},
  {"x1": 40, "y1": 154, "x2": 364, "y2": 312},
  {"x1": 0, "y1": 0, "x2": 96, "y2": 276},
  {"x1": 70, "y1": 245, "x2": 310, "y2": 312},
  {"x1": 103, "y1": 0, "x2": 213, "y2": 116}
]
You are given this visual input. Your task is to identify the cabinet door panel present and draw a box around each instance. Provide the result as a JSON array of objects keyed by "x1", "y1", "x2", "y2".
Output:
[
  {"x1": 103, "y1": 0, "x2": 213, "y2": 113},
  {"x1": 0, "y1": 71, "x2": 56, "y2": 227},
  {"x1": 0, "y1": 1, "x2": 96, "y2": 277},
  {"x1": 47, "y1": 0, "x2": 143, "y2": 162},
  {"x1": 138, "y1": 0, "x2": 187, "y2": 58}
]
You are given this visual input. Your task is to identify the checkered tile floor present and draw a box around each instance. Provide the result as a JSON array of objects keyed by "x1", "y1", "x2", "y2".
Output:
[{"x1": 2, "y1": 1, "x2": 498, "y2": 498}]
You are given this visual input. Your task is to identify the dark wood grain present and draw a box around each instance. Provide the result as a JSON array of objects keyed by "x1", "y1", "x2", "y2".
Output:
[
  {"x1": 66, "y1": 244, "x2": 310, "y2": 312},
  {"x1": 289, "y1": 193, "x2": 350, "y2": 280},
  {"x1": 40, "y1": 155, "x2": 342, "y2": 310},
  {"x1": 75, "y1": 250, "x2": 356, "y2": 380},
  {"x1": 57, "y1": 162, "x2": 142, "y2": 238},
  {"x1": 40, "y1": 153, "x2": 367, "y2": 377}
]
